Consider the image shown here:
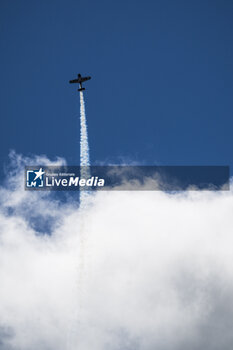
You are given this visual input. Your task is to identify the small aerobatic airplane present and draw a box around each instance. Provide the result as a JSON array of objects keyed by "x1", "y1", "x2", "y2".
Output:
[{"x1": 69, "y1": 73, "x2": 91, "y2": 91}]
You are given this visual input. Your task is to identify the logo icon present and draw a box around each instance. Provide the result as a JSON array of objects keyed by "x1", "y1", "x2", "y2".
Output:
[{"x1": 26, "y1": 168, "x2": 45, "y2": 188}]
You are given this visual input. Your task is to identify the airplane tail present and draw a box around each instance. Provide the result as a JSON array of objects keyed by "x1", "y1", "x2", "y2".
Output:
[{"x1": 78, "y1": 88, "x2": 85, "y2": 92}]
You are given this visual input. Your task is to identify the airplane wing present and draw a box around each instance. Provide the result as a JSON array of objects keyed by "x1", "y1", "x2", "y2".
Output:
[
  {"x1": 69, "y1": 79, "x2": 79, "y2": 84},
  {"x1": 81, "y1": 77, "x2": 91, "y2": 82}
]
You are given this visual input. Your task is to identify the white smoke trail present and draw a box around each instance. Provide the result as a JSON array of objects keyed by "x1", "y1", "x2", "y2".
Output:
[
  {"x1": 79, "y1": 91, "x2": 91, "y2": 208},
  {"x1": 80, "y1": 91, "x2": 90, "y2": 172},
  {"x1": 80, "y1": 91, "x2": 89, "y2": 166},
  {"x1": 66, "y1": 91, "x2": 92, "y2": 349}
]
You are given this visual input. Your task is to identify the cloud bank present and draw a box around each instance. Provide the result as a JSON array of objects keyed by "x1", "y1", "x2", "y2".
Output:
[{"x1": 0, "y1": 152, "x2": 233, "y2": 350}]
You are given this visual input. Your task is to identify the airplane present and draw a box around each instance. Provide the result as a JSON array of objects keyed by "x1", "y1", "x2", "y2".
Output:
[{"x1": 69, "y1": 73, "x2": 91, "y2": 91}]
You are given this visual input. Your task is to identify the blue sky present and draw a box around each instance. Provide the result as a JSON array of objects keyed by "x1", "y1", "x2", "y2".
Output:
[{"x1": 0, "y1": 0, "x2": 233, "y2": 174}]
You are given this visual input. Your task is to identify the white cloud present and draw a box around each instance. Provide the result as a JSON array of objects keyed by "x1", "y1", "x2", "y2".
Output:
[{"x1": 0, "y1": 153, "x2": 233, "y2": 349}]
